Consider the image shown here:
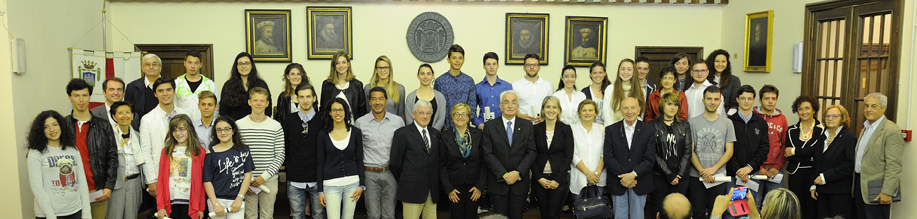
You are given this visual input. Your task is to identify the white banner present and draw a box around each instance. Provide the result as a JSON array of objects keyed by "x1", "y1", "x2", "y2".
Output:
[{"x1": 71, "y1": 49, "x2": 141, "y2": 103}]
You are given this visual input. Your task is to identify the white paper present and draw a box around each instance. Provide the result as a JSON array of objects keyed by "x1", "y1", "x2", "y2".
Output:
[
  {"x1": 703, "y1": 173, "x2": 728, "y2": 188},
  {"x1": 89, "y1": 190, "x2": 103, "y2": 201},
  {"x1": 698, "y1": 175, "x2": 732, "y2": 182},
  {"x1": 735, "y1": 177, "x2": 760, "y2": 192},
  {"x1": 767, "y1": 173, "x2": 784, "y2": 184},
  {"x1": 249, "y1": 186, "x2": 262, "y2": 194}
]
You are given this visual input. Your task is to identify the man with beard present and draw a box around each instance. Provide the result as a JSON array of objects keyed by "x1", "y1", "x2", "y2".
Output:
[
  {"x1": 255, "y1": 20, "x2": 281, "y2": 54},
  {"x1": 572, "y1": 28, "x2": 597, "y2": 59},
  {"x1": 513, "y1": 27, "x2": 539, "y2": 56},
  {"x1": 317, "y1": 22, "x2": 344, "y2": 50}
]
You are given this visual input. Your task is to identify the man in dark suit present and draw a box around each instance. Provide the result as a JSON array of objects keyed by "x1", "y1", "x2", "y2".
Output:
[
  {"x1": 89, "y1": 78, "x2": 125, "y2": 126},
  {"x1": 390, "y1": 100, "x2": 440, "y2": 219},
  {"x1": 482, "y1": 90, "x2": 536, "y2": 219},
  {"x1": 605, "y1": 97, "x2": 656, "y2": 219}
]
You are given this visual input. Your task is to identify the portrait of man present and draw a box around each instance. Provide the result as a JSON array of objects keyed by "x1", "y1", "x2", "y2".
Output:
[
  {"x1": 572, "y1": 27, "x2": 598, "y2": 59},
  {"x1": 315, "y1": 16, "x2": 345, "y2": 51},
  {"x1": 748, "y1": 17, "x2": 768, "y2": 66},
  {"x1": 255, "y1": 20, "x2": 284, "y2": 55},
  {"x1": 512, "y1": 22, "x2": 541, "y2": 57}
]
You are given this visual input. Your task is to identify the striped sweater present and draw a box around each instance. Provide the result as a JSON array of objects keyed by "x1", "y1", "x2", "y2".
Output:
[{"x1": 236, "y1": 115, "x2": 285, "y2": 180}]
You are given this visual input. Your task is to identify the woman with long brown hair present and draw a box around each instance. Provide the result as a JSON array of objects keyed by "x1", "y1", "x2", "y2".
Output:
[
  {"x1": 156, "y1": 114, "x2": 207, "y2": 219},
  {"x1": 601, "y1": 58, "x2": 645, "y2": 126}
]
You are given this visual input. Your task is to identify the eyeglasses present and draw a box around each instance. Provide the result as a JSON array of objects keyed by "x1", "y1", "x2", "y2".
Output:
[
  {"x1": 524, "y1": 64, "x2": 539, "y2": 68},
  {"x1": 301, "y1": 122, "x2": 309, "y2": 137},
  {"x1": 237, "y1": 62, "x2": 252, "y2": 66},
  {"x1": 501, "y1": 101, "x2": 519, "y2": 106},
  {"x1": 453, "y1": 112, "x2": 469, "y2": 118},
  {"x1": 331, "y1": 108, "x2": 346, "y2": 113},
  {"x1": 375, "y1": 66, "x2": 391, "y2": 70},
  {"x1": 172, "y1": 127, "x2": 188, "y2": 133},
  {"x1": 824, "y1": 114, "x2": 841, "y2": 119},
  {"x1": 216, "y1": 127, "x2": 233, "y2": 133},
  {"x1": 414, "y1": 111, "x2": 432, "y2": 116}
]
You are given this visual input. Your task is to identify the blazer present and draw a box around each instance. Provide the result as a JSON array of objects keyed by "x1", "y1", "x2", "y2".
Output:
[
  {"x1": 531, "y1": 121, "x2": 574, "y2": 185},
  {"x1": 439, "y1": 127, "x2": 487, "y2": 192},
  {"x1": 139, "y1": 105, "x2": 190, "y2": 184},
  {"x1": 113, "y1": 126, "x2": 144, "y2": 190},
  {"x1": 726, "y1": 112, "x2": 770, "y2": 175},
  {"x1": 856, "y1": 118, "x2": 904, "y2": 205},
  {"x1": 320, "y1": 80, "x2": 367, "y2": 119},
  {"x1": 89, "y1": 105, "x2": 110, "y2": 123},
  {"x1": 795, "y1": 127, "x2": 856, "y2": 195},
  {"x1": 390, "y1": 124, "x2": 441, "y2": 204},
  {"x1": 604, "y1": 120, "x2": 656, "y2": 196},
  {"x1": 785, "y1": 120, "x2": 825, "y2": 175},
  {"x1": 482, "y1": 117, "x2": 537, "y2": 196},
  {"x1": 404, "y1": 90, "x2": 447, "y2": 130}
]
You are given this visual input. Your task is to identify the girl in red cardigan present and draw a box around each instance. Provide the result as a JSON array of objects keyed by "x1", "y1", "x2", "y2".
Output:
[{"x1": 157, "y1": 114, "x2": 207, "y2": 219}]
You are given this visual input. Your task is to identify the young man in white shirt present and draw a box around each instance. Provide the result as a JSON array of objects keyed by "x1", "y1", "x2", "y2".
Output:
[
  {"x1": 139, "y1": 77, "x2": 190, "y2": 199},
  {"x1": 512, "y1": 54, "x2": 553, "y2": 123}
]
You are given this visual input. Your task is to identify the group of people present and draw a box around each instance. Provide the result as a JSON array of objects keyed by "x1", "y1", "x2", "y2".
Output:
[{"x1": 26, "y1": 44, "x2": 902, "y2": 219}]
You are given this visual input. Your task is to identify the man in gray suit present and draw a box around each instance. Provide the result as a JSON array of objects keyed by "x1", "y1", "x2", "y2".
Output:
[
  {"x1": 90, "y1": 77, "x2": 126, "y2": 131},
  {"x1": 854, "y1": 92, "x2": 904, "y2": 219}
]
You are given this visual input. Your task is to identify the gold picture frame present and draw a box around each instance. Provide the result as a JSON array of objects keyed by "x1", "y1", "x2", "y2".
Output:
[
  {"x1": 564, "y1": 16, "x2": 607, "y2": 67},
  {"x1": 307, "y1": 7, "x2": 352, "y2": 60},
  {"x1": 245, "y1": 9, "x2": 292, "y2": 62},
  {"x1": 744, "y1": 10, "x2": 773, "y2": 72},
  {"x1": 505, "y1": 13, "x2": 549, "y2": 65}
]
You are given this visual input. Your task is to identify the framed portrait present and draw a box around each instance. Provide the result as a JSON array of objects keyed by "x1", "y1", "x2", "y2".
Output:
[
  {"x1": 744, "y1": 10, "x2": 773, "y2": 72},
  {"x1": 245, "y1": 9, "x2": 292, "y2": 62},
  {"x1": 564, "y1": 16, "x2": 607, "y2": 67},
  {"x1": 307, "y1": 7, "x2": 352, "y2": 60},
  {"x1": 505, "y1": 13, "x2": 549, "y2": 65}
]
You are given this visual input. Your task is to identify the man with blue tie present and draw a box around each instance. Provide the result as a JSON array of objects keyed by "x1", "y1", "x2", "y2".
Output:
[
  {"x1": 482, "y1": 90, "x2": 536, "y2": 219},
  {"x1": 604, "y1": 97, "x2": 657, "y2": 219}
]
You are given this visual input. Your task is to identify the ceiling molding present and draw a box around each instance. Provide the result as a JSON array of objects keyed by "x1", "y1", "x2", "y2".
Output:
[{"x1": 109, "y1": 0, "x2": 727, "y2": 4}]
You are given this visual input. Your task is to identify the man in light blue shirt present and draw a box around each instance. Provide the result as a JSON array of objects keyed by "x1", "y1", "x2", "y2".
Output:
[
  {"x1": 192, "y1": 91, "x2": 217, "y2": 147},
  {"x1": 355, "y1": 87, "x2": 405, "y2": 219}
]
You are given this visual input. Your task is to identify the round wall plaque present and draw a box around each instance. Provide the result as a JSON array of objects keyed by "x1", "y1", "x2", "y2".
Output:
[{"x1": 406, "y1": 12, "x2": 454, "y2": 63}]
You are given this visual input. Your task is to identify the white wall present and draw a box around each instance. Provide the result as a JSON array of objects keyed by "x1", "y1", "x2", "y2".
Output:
[
  {"x1": 109, "y1": 2, "x2": 723, "y2": 102},
  {"x1": 0, "y1": 0, "x2": 23, "y2": 217},
  {"x1": 4, "y1": 0, "x2": 108, "y2": 217}
]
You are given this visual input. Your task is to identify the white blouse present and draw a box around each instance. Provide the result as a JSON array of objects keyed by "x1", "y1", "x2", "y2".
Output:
[
  {"x1": 570, "y1": 123, "x2": 608, "y2": 195},
  {"x1": 552, "y1": 90, "x2": 587, "y2": 125}
]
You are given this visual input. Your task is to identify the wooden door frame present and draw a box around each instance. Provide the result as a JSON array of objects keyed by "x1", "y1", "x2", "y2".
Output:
[
  {"x1": 135, "y1": 44, "x2": 215, "y2": 80},
  {"x1": 802, "y1": 0, "x2": 904, "y2": 122},
  {"x1": 634, "y1": 46, "x2": 704, "y2": 87}
]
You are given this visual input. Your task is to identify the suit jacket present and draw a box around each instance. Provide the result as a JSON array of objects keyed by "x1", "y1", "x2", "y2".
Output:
[
  {"x1": 604, "y1": 120, "x2": 656, "y2": 196},
  {"x1": 90, "y1": 105, "x2": 109, "y2": 121},
  {"x1": 798, "y1": 127, "x2": 855, "y2": 195},
  {"x1": 390, "y1": 124, "x2": 441, "y2": 204},
  {"x1": 531, "y1": 121, "x2": 574, "y2": 185},
  {"x1": 439, "y1": 127, "x2": 487, "y2": 192},
  {"x1": 482, "y1": 117, "x2": 536, "y2": 196},
  {"x1": 785, "y1": 120, "x2": 825, "y2": 174},
  {"x1": 856, "y1": 118, "x2": 904, "y2": 204}
]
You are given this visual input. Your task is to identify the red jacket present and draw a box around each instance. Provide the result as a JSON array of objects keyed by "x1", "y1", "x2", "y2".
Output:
[
  {"x1": 157, "y1": 145, "x2": 207, "y2": 219},
  {"x1": 644, "y1": 89, "x2": 689, "y2": 122},
  {"x1": 753, "y1": 107, "x2": 788, "y2": 171}
]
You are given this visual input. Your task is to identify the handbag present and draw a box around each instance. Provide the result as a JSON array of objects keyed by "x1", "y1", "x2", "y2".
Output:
[{"x1": 574, "y1": 186, "x2": 613, "y2": 219}]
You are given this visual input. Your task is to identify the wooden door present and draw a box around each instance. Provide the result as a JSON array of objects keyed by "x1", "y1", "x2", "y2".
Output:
[
  {"x1": 803, "y1": 0, "x2": 903, "y2": 134},
  {"x1": 634, "y1": 47, "x2": 704, "y2": 89},
  {"x1": 135, "y1": 44, "x2": 215, "y2": 81}
]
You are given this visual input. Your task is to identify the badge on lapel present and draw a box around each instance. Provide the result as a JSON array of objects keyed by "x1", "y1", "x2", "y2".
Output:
[{"x1": 755, "y1": 128, "x2": 760, "y2": 135}]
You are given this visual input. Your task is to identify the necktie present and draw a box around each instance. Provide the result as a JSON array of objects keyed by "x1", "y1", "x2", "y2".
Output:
[
  {"x1": 507, "y1": 121, "x2": 513, "y2": 146},
  {"x1": 422, "y1": 129, "x2": 430, "y2": 154}
]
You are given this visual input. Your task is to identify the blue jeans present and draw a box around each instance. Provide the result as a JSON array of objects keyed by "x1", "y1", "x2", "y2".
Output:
[
  {"x1": 288, "y1": 182, "x2": 326, "y2": 219},
  {"x1": 612, "y1": 189, "x2": 646, "y2": 219},
  {"x1": 324, "y1": 181, "x2": 360, "y2": 219}
]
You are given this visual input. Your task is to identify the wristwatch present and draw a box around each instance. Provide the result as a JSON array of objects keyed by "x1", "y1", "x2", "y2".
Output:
[{"x1": 237, "y1": 194, "x2": 245, "y2": 199}]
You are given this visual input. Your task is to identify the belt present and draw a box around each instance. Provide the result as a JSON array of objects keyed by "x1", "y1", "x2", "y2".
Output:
[
  {"x1": 125, "y1": 173, "x2": 141, "y2": 181},
  {"x1": 365, "y1": 167, "x2": 389, "y2": 172}
]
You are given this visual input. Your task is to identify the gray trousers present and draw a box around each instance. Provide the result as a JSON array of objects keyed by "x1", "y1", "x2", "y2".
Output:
[
  {"x1": 106, "y1": 177, "x2": 142, "y2": 219},
  {"x1": 364, "y1": 170, "x2": 398, "y2": 219}
]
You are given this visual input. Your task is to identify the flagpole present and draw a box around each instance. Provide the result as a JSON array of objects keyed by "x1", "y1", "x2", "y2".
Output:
[{"x1": 102, "y1": 0, "x2": 106, "y2": 52}]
